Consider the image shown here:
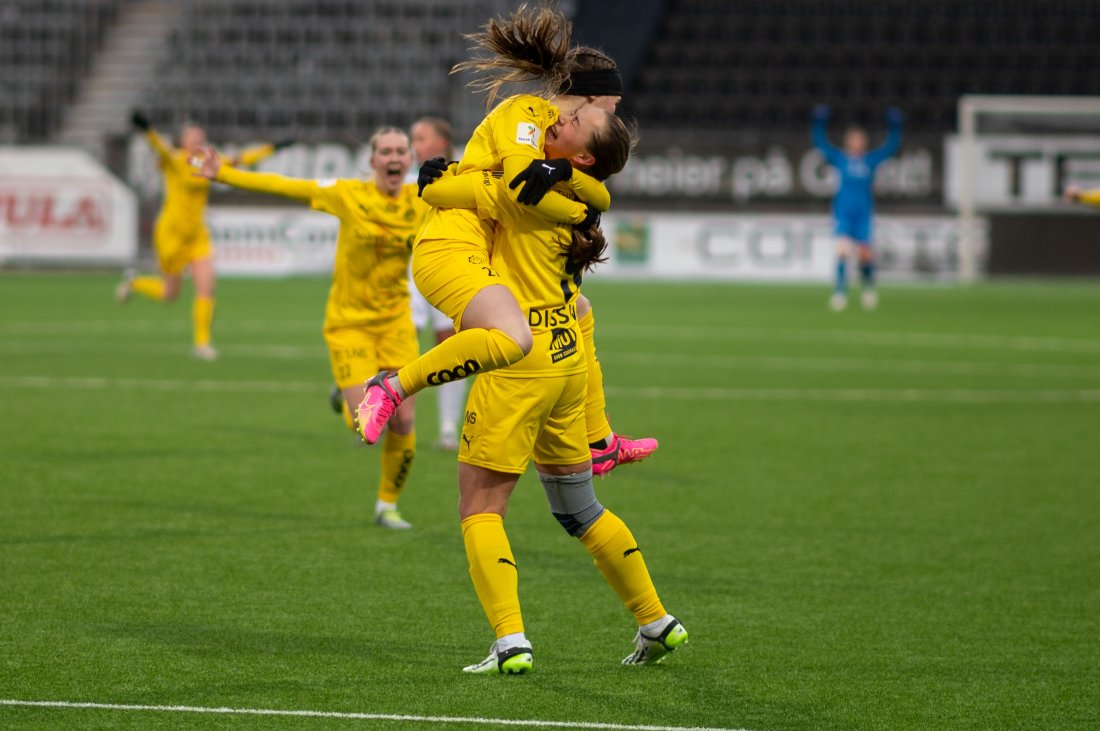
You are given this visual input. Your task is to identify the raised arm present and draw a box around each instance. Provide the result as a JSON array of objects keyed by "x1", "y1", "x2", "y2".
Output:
[
  {"x1": 811, "y1": 105, "x2": 844, "y2": 166},
  {"x1": 195, "y1": 146, "x2": 316, "y2": 203},
  {"x1": 867, "y1": 108, "x2": 903, "y2": 167}
]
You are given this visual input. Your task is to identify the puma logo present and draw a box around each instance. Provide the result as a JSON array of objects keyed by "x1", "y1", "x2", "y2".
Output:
[
  {"x1": 623, "y1": 547, "x2": 641, "y2": 558},
  {"x1": 461, "y1": 434, "x2": 472, "y2": 447},
  {"x1": 541, "y1": 163, "x2": 555, "y2": 173},
  {"x1": 497, "y1": 557, "x2": 518, "y2": 569}
]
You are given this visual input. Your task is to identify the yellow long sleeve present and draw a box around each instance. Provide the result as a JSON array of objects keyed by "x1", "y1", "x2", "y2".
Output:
[
  {"x1": 566, "y1": 169, "x2": 611, "y2": 212},
  {"x1": 421, "y1": 172, "x2": 479, "y2": 209},
  {"x1": 145, "y1": 130, "x2": 175, "y2": 164},
  {"x1": 215, "y1": 166, "x2": 317, "y2": 203},
  {"x1": 235, "y1": 144, "x2": 276, "y2": 167},
  {"x1": 1078, "y1": 188, "x2": 1100, "y2": 207},
  {"x1": 501, "y1": 155, "x2": 589, "y2": 225}
]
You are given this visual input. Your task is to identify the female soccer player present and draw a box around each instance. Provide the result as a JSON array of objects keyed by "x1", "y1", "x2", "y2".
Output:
[
  {"x1": 116, "y1": 113, "x2": 284, "y2": 359},
  {"x1": 1064, "y1": 184, "x2": 1100, "y2": 207},
  {"x1": 358, "y1": 6, "x2": 657, "y2": 478},
  {"x1": 194, "y1": 128, "x2": 426, "y2": 530},
  {"x1": 421, "y1": 151, "x2": 687, "y2": 674},
  {"x1": 812, "y1": 105, "x2": 903, "y2": 311}
]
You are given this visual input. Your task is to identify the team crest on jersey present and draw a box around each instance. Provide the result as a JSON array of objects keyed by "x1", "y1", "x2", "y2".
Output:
[
  {"x1": 516, "y1": 122, "x2": 541, "y2": 150},
  {"x1": 549, "y1": 327, "x2": 578, "y2": 363}
]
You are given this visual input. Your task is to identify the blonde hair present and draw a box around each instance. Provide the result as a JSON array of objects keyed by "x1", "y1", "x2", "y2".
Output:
[{"x1": 368, "y1": 126, "x2": 409, "y2": 154}]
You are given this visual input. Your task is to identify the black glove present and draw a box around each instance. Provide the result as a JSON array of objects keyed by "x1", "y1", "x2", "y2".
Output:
[
  {"x1": 509, "y1": 158, "x2": 573, "y2": 205},
  {"x1": 131, "y1": 110, "x2": 151, "y2": 131},
  {"x1": 417, "y1": 157, "x2": 448, "y2": 196},
  {"x1": 273, "y1": 138, "x2": 296, "y2": 151},
  {"x1": 575, "y1": 207, "x2": 600, "y2": 232}
]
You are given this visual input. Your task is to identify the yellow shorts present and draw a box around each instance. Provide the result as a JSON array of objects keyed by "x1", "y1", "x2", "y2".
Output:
[
  {"x1": 411, "y1": 238, "x2": 502, "y2": 331},
  {"x1": 324, "y1": 318, "x2": 419, "y2": 390},
  {"x1": 459, "y1": 371, "x2": 589, "y2": 474},
  {"x1": 154, "y1": 217, "x2": 212, "y2": 276}
]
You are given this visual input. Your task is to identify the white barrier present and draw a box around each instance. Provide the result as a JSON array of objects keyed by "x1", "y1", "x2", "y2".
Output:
[
  {"x1": 205, "y1": 206, "x2": 985, "y2": 281},
  {"x1": 0, "y1": 147, "x2": 137, "y2": 265}
]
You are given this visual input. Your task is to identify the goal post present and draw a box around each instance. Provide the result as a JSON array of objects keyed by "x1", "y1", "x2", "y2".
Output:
[{"x1": 956, "y1": 95, "x2": 1100, "y2": 282}]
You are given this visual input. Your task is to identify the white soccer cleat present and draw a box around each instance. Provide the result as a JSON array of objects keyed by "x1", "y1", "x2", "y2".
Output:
[
  {"x1": 114, "y1": 268, "x2": 136, "y2": 304},
  {"x1": 861, "y1": 289, "x2": 878, "y2": 311},
  {"x1": 435, "y1": 431, "x2": 459, "y2": 451},
  {"x1": 375, "y1": 508, "x2": 412, "y2": 530},
  {"x1": 622, "y1": 616, "x2": 689, "y2": 666},
  {"x1": 192, "y1": 344, "x2": 219, "y2": 361},
  {"x1": 829, "y1": 292, "x2": 848, "y2": 312},
  {"x1": 463, "y1": 640, "x2": 533, "y2": 675}
]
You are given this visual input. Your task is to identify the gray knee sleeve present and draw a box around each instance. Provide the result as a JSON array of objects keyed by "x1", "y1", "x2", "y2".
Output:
[{"x1": 538, "y1": 469, "x2": 603, "y2": 537}]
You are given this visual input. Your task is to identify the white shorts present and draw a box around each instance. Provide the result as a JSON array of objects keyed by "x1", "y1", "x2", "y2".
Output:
[{"x1": 409, "y1": 265, "x2": 454, "y2": 332}]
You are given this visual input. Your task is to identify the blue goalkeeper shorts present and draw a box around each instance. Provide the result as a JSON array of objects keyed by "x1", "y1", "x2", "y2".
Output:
[{"x1": 834, "y1": 209, "x2": 872, "y2": 244}]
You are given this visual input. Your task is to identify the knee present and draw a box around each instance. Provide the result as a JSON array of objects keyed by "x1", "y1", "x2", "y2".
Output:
[{"x1": 538, "y1": 471, "x2": 602, "y2": 537}]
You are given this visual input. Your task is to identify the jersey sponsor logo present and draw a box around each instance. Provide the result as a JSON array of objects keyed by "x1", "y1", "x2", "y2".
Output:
[
  {"x1": 516, "y1": 122, "x2": 541, "y2": 150},
  {"x1": 528, "y1": 303, "x2": 577, "y2": 329},
  {"x1": 426, "y1": 358, "x2": 481, "y2": 385},
  {"x1": 549, "y1": 327, "x2": 578, "y2": 363}
]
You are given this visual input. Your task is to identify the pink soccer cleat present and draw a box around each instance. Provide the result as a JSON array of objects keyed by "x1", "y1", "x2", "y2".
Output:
[
  {"x1": 591, "y1": 433, "x2": 659, "y2": 476},
  {"x1": 356, "y1": 372, "x2": 403, "y2": 445}
]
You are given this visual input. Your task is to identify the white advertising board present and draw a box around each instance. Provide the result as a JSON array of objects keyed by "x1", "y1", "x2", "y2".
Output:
[{"x1": 0, "y1": 147, "x2": 137, "y2": 264}]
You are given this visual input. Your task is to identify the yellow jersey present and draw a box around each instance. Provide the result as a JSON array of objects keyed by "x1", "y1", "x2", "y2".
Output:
[
  {"x1": 215, "y1": 166, "x2": 427, "y2": 329},
  {"x1": 415, "y1": 94, "x2": 610, "y2": 249},
  {"x1": 146, "y1": 130, "x2": 272, "y2": 234}
]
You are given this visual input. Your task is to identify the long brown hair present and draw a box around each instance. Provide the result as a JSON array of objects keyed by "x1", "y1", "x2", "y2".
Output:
[
  {"x1": 566, "y1": 225, "x2": 608, "y2": 273},
  {"x1": 583, "y1": 111, "x2": 636, "y2": 182},
  {"x1": 452, "y1": 4, "x2": 573, "y2": 110}
]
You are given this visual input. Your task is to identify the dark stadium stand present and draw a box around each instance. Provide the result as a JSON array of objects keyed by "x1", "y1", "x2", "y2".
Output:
[
  {"x1": 625, "y1": 0, "x2": 1100, "y2": 132},
  {"x1": 0, "y1": 0, "x2": 124, "y2": 142}
]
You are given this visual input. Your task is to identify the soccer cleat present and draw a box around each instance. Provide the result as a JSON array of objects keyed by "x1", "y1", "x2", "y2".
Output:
[
  {"x1": 622, "y1": 616, "x2": 689, "y2": 666},
  {"x1": 329, "y1": 385, "x2": 343, "y2": 414},
  {"x1": 375, "y1": 508, "x2": 412, "y2": 530},
  {"x1": 829, "y1": 292, "x2": 848, "y2": 312},
  {"x1": 435, "y1": 431, "x2": 459, "y2": 451},
  {"x1": 463, "y1": 641, "x2": 533, "y2": 675},
  {"x1": 114, "y1": 268, "x2": 136, "y2": 304},
  {"x1": 356, "y1": 372, "x2": 403, "y2": 445},
  {"x1": 192, "y1": 344, "x2": 219, "y2": 361},
  {"x1": 591, "y1": 434, "x2": 659, "y2": 476},
  {"x1": 861, "y1": 289, "x2": 878, "y2": 311}
]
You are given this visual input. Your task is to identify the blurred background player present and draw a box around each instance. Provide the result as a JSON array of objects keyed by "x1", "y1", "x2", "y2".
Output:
[
  {"x1": 115, "y1": 112, "x2": 284, "y2": 360},
  {"x1": 195, "y1": 127, "x2": 426, "y2": 530},
  {"x1": 812, "y1": 105, "x2": 903, "y2": 312},
  {"x1": 419, "y1": 133, "x2": 687, "y2": 674},
  {"x1": 408, "y1": 115, "x2": 467, "y2": 450},
  {"x1": 1064, "y1": 184, "x2": 1100, "y2": 207}
]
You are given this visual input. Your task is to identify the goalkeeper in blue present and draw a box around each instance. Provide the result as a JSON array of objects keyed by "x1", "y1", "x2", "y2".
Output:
[{"x1": 812, "y1": 105, "x2": 903, "y2": 311}]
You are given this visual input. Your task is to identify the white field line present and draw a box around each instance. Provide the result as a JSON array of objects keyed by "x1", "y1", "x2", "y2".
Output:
[
  {"x1": 2, "y1": 340, "x2": 1098, "y2": 379},
  {"x1": 0, "y1": 699, "x2": 753, "y2": 731},
  {"x1": 2, "y1": 375, "x2": 1100, "y2": 403}
]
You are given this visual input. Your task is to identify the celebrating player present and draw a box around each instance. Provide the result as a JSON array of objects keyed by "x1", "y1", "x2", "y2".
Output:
[
  {"x1": 812, "y1": 105, "x2": 903, "y2": 311},
  {"x1": 358, "y1": 5, "x2": 657, "y2": 478},
  {"x1": 1064, "y1": 184, "x2": 1100, "y2": 207},
  {"x1": 420, "y1": 151, "x2": 687, "y2": 674},
  {"x1": 116, "y1": 113, "x2": 285, "y2": 359},
  {"x1": 194, "y1": 128, "x2": 426, "y2": 530}
]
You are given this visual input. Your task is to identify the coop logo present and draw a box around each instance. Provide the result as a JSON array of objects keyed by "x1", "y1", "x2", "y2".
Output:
[
  {"x1": 549, "y1": 327, "x2": 578, "y2": 363},
  {"x1": 0, "y1": 186, "x2": 110, "y2": 240},
  {"x1": 516, "y1": 122, "x2": 541, "y2": 150},
  {"x1": 426, "y1": 359, "x2": 481, "y2": 385}
]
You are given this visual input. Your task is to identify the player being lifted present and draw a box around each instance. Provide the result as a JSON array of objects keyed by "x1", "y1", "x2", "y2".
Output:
[
  {"x1": 194, "y1": 128, "x2": 426, "y2": 530},
  {"x1": 116, "y1": 113, "x2": 287, "y2": 359},
  {"x1": 420, "y1": 130, "x2": 687, "y2": 675},
  {"x1": 812, "y1": 105, "x2": 903, "y2": 311},
  {"x1": 358, "y1": 4, "x2": 657, "y2": 476}
]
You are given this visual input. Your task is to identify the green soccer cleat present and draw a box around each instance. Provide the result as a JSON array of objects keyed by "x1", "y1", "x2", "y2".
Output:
[
  {"x1": 374, "y1": 508, "x2": 412, "y2": 530},
  {"x1": 463, "y1": 641, "x2": 533, "y2": 675},
  {"x1": 622, "y1": 616, "x2": 688, "y2": 666}
]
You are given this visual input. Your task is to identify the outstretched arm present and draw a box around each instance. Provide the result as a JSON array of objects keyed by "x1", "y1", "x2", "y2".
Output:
[
  {"x1": 867, "y1": 108, "x2": 903, "y2": 167},
  {"x1": 1066, "y1": 185, "x2": 1100, "y2": 207},
  {"x1": 194, "y1": 146, "x2": 316, "y2": 202},
  {"x1": 811, "y1": 105, "x2": 844, "y2": 166}
]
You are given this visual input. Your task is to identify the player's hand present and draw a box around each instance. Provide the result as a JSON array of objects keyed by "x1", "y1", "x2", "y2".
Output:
[
  {"x1": 191, "y1": 145, "x2": 222, "y2": 180},
  {"x1": 575, "y1": 207, "x2": 600, "y2": 232},
  {"x1": 1064, "y1": 185, "x2": 1081, "y2": 202},
  {"x1": 131, "y1": 110, "x2": 151, "y2": 131},
  {"x1": 812, "y1": 105, "x2": 831, "y2": 122},
  {"x1": 886, "y1": 107, "x2": 904, "y2": 125},
  {"x1": 510, "y1": 158, "x2": 573, "y2": 205},
  {"x1": 417, "y1": 157, "x2": 449, "y2": 196},
  {"x1": 273, "y1": 138, "x2": 296, "y2": 151}
]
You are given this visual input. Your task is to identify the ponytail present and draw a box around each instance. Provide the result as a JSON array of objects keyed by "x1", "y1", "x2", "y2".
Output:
[{"x1": 565, "y1": 225, "x2": 608, "y2": 273}]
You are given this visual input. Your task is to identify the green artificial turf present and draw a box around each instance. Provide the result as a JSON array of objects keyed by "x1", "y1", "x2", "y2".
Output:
[{"x1": 1, "y1": 273, "x2": 1098, "y2": 730}]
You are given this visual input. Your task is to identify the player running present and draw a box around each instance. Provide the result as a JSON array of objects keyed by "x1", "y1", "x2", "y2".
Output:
[
  {"x1": 420, "y1": 147, "x2": 687, "y2": 675},
  {"x1": 812, "y1": 105, "x2": 903, "y2": 311},
  {"x1": 116, "y1": 112, "x2": 285, "y2": 359},
  {"x1": 358, "y1": 5, "x2": 657, "y2": 477},
  {"x1": 194, "y1": 128, "x2": 426, "y2": 530}
]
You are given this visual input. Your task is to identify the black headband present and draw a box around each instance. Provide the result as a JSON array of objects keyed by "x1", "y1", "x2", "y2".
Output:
[{"x1": 559, "y1": 69, "x2": 623, "y2": 97}]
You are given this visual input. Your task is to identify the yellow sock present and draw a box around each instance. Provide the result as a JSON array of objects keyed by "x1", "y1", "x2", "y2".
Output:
[
  {"x1": 340, "y1": 400, "x2": 356, "y2": 432},
  {"x1": 192, "y1": 296, "x2": 215, "y2": 347},
  {"x1": 461, "y1": 513, "x2": 524, "y2": 638},
  {"x1": 579, "y1": 510, "x2": 666, "y2": 626},
  {"x1": 397, "y1": 328, "x2": 523, "y2": 397},
  {"x1": 580, "y1": 309, "x2": 612, "y2": 445},
  {"x1": 131, "y1": 276, "x2": 166, "y2": 301},
  {"x1": 378, "y1": 429, "x2": 415, "y2": 504}
]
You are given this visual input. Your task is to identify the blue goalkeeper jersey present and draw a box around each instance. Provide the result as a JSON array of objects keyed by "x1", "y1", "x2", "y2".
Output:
[{"x1": 812, "y1": 118, "x2": 901, "y2": 216}]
